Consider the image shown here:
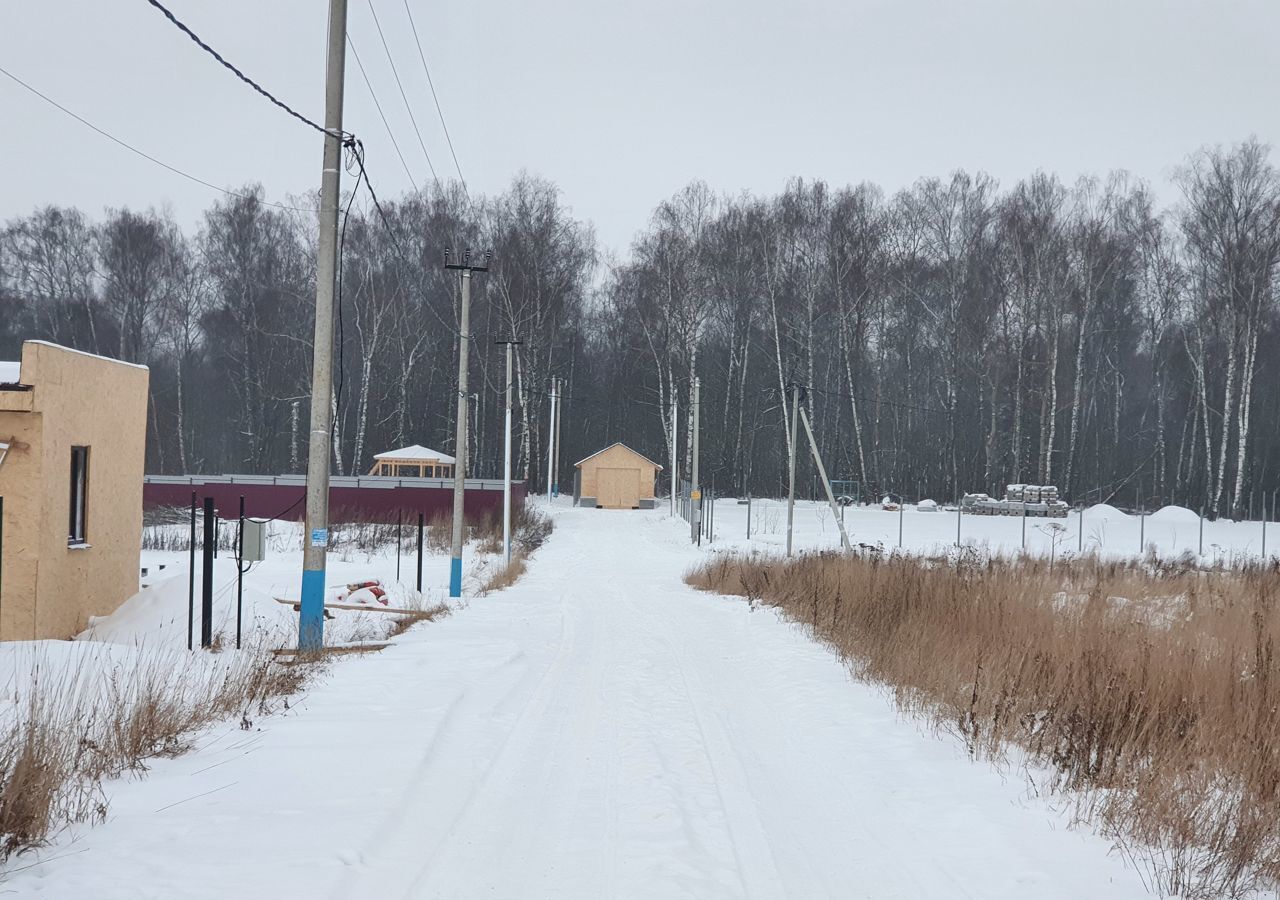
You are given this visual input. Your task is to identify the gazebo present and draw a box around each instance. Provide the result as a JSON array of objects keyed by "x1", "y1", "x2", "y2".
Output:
[{"x1": 368, "y1": 445, "x2": 456, "y2": 479}]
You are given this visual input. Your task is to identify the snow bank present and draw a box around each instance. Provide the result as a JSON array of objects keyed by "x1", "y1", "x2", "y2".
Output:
[
  {"x1": 1149, "y1": 505, "x2": 1200, "y2": 524},
  {"x1": 1085, "y1": 503, "x2": 1127, "y2": 520},
  {"x1": 915, "y1": 499, "x2": 939, "y2": 512}
]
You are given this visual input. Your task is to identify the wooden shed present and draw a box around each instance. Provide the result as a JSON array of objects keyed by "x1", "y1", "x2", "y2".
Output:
[{"x1": 574, "y1": 443, "x2": 663, "y2": 510}]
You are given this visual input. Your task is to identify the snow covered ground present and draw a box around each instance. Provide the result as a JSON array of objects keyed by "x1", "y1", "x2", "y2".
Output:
[
  {"x1": 0, "y1": 503, "x2": 1160, "y2": 898},
  {"x1": 701, "y1": 495, "x2": 1278, "y2": 564}
]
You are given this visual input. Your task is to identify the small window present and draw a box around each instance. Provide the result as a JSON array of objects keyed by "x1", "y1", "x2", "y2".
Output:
[
  {"x1": 380, "y1": 463, "x2": 391, "y2": 475},
  {"x1": 397, "y1": 464, "x2": 421, "y2": 477},
  {"x1": 69, "y1": 446, "x2": 89, "y2": 545}
]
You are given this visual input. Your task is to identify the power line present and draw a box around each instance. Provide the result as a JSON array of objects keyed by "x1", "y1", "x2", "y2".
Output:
[
  {"x1": 347, "y1": 35, "x2": 420, "y2": 193},
  {"x1": 348, "y1": 147, "x2": 462, "y2": 337},
  {"x1": 0, "y1": 63, "x2": 316, "y2": 214},
  {"x1": 143, "y1": 0, "x2": 348, "y2": 143},
  {"x1": 400, "y1": 0, "x2": 469, "y2": 202},
  {"x1": 804, "y1": 384, "x2": 950, "y2": 417},
  {"x1": 365, "y1": 0, "x2": 441, "y2": 191}
]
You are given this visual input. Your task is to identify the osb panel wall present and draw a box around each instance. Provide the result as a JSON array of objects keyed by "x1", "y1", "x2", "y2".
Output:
[
  {"x1": 23, "y1": 343, "x2": 148, "y2": 639},
  {"x1": 0, "y1": 410, "x2": 43, "y2": 641},
  {"x1": 578, "y1": 445, "x2": 658, "y2": 501}
]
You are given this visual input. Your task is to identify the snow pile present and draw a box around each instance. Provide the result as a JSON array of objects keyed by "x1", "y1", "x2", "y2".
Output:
[
  {"x1": 1149, "y1": 505, "x2": 1200, "y2": 524},
  {"x1": 916, "y1": 499, "x2": 939, "y2": 512},
  {"x1": 1085, "y1": 503, "x2": 1127, "y2": 520}
]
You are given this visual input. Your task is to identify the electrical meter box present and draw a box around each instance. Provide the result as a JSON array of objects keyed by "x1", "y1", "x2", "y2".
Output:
[{"x1": 242, "y1": 519, "x2": 267, "y2": 562}]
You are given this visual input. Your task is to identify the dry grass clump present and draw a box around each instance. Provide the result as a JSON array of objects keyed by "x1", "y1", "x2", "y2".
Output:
[
  {"x1": 476, "y1": 507, "x2": 552, "y2": 596},
  {"x1": 0, "y1": 640, "x2": 315, "y2": 862},
  {"x1": 688, "y1": 550, "x2": 1280, "y2": 899},
  {"x1": 479, "y1": 555, "x2": 527, "y2": 595}
]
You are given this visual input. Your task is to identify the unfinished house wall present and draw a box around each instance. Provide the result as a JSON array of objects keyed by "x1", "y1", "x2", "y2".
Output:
[{"x1": 0, "y1": 342, "x2": 149, "y2": 640}]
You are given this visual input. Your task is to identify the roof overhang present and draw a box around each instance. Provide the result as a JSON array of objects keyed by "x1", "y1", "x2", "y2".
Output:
[{"x1": 574, "y1": 442, "x2": 664, "y2": 470}]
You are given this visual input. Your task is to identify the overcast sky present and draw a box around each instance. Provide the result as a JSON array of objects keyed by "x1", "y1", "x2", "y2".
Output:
[{"x1": 4, "y1": 0, "x2": 1279, "y2": 255}]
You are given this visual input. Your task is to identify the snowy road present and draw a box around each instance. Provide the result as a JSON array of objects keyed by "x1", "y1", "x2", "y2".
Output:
[{"x1": 9, "y1": 506, "x2": 1150, "y2": 898}]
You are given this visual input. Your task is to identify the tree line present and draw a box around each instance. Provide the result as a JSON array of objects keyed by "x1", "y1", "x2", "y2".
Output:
[{"x1": 2, "y1": 140, "x2": 1279, "y2": 519}]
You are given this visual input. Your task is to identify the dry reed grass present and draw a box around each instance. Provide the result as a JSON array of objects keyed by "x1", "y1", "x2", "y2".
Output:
[
  {"x1": 687, "y1": 550, "x2": 1280, "y2": 899},
  {"x1": 476, "y1": 507, "x2": 552, "y2": 596},
  {"x1": 0, "y1": 639, "x2": 313, "y2": 862}
]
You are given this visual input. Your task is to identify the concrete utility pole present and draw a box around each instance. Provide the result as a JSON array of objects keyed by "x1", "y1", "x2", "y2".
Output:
[
  {"x1": 691, "y1": 376, "x2": 701, "y2": 543},
  {"x1": 298, "y1": 0, "x2": 349, "y2": 651},
  {"x1": 545, "y1": 376, "x2": 557, "y2": 500},
  {"x1": 553, "y1": 377, "x2": 563, "y2": 497},
  {"x1": 797, "y1": 404, "x2": 851, "y2": 551},
  {"x1": 496, "y1": 339, "x2": 522, "y2": 566},
  {"x1": 444, "y1": 249, "x2": 490, "y2": 599},
  {"x1": 786, "y1": 382, "x2": 800, "y2": 557},
  {"x1": 670, "y1": 393, "x2": 678, "y2": 517}
]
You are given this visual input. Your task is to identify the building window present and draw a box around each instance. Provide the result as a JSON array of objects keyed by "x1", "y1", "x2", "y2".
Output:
[
  {"x1": 380, "y1": 463, "x2": 390, "y2": 475},
  {"x1": 69, "y1": 446, "x2": 89, "y2": 545},
  {"x1": 397, "y1": 464, "x2": 421, "y2": 477}
]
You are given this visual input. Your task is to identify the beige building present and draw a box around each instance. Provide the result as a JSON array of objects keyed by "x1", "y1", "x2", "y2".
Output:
[
  {"x1": 0, "y1": 341, "x2": 149, "y2": 640},
  {"x1": 368, "y1": 445, "x2": 456, "y2": 478},
  {"x1": 574, "y1": 443, "x2": 662, "y2": 510}
]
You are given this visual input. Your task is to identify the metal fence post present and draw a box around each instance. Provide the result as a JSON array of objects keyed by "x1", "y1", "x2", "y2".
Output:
[
  {"x1": 1199, "y1": 506, "x2": 1204, "y2": 556},
  {"x1": 188, "y1": 491, "x2": 196, "y2": 651},
  {"x1": 416, "y1": 512, "x2": 425, "y2": 593},
  {"x1": 236, "y1": 495, "x2": 245, "y2": 650},
  {"x1": 201, "y1": 497, "x2": 214, "y2": 648}
]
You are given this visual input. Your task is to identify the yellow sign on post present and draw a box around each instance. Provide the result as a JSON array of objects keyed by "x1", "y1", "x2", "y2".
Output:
[{"x1": 691, "y1": 490, "x2": 702, "y2": 500}]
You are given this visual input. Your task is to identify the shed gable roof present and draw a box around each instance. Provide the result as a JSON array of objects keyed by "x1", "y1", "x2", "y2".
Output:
[{"x1": 574, "y1": 442, "x2": 664, "y2": 470}]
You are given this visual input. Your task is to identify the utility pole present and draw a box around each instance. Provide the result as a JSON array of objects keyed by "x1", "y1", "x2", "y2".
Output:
[
  {"x1": 290, "y1": 399, "x2": 300, "y2": 472},
  {"x1": 444, "y1": 248, "x2": 490, "y2": 599},
  {"x1": 545, "y1": 376, "x2": 557, "y2": 500},
  {"x1": 691, "y1": 376, "x2": 701, "y2": 543},
  {"x1": 496, "y1": 339, "x2": 522, "y2": 566},
  {"x1": 786, "y1": 382, "x2": 800, "y2": 557},
  {"x1": 298, "y1": 0, "x2": 349, "y2": 651},
  {"x1": 797, "y1": 404, "x2": 851, "y2": 551},
  {"x1": 670, "y1": 392, "x2": 678, "y2": 517},
  {"x1": 553, "y1": 376, "x2": 563, "y2": 497}
]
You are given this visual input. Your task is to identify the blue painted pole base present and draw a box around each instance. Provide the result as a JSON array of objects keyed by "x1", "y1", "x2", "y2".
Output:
[
  {"x1": 299, "y1": 568, "x2": 326, "y2": 651},
  {"x1": 449, "y1": 556, "x2": 462, "y2": 598}
]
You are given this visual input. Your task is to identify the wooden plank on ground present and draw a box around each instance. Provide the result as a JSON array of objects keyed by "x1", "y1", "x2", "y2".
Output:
[
  {"x1": 273, "y1": 642, "x2": 391, "y2": 659},
  {"x1": 273, "y1": 597, "x2": 436, "y2": 618}
]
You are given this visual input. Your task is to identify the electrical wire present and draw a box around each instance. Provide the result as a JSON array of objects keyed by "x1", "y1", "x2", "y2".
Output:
[
  {"x1": 333, "y1": 149, "x2": 366, "y2": 452},
  {"x1": 144, "y1": 0, "x2": 348, "y2": 143},
  {"x1": 348, "y1": 149, "x2": 464, "y2": 338},
  {"x1": 347, "y1": 34, "x2": 420, "y2": 193},
  {"x1": 785, "y1": 383, "x2": 950, "y2": 417},
  {"x1": 365, "y1": 0, "x2": 442, "y2": 191},
  {"x1": 400, "y1": 0, "x2": 469, "y2": 202},
  {"x1": 0, "y1": 64, "x2": 317, "y2": 214}
]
